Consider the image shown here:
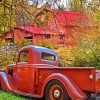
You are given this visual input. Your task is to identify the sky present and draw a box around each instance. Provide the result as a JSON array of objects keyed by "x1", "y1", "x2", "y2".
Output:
[{"x1": 28, "y1": 0, "x2": 70, "y2": 10}]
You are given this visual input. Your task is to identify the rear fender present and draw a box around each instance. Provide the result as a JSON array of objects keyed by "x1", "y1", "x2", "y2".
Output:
[
  {"x1": 0, "y1": 72, "x2": 16, "y2": 92},
  {"x1": 42, "y1": 73, "x2": 87, "y2": 100}
]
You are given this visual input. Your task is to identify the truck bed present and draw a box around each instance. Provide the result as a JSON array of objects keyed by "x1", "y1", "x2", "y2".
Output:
[{"x1": 36, "y1": 67, "x2": 96, "y2": 92}]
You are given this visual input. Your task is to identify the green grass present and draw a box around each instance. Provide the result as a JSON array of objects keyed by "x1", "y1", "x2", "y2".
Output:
[{"x1": 0, "y1": 91, "x2": 36, "y2": 100}]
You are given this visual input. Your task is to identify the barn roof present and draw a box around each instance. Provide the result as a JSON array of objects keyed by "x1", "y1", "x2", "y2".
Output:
[
  {"x1": 15, "y1": 10, "x2": 92, "y2": 35},
  {"x1": 15, "y1": 26, "x2": 51, "y2": 35},
  {"x1": 51, "y1": 10, "x2": 92, "y2": 27}
]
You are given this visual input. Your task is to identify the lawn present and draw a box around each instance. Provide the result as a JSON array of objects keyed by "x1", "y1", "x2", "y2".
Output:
[{"x1": 0, "y1": 91, "x2": 38, "y2": 100}]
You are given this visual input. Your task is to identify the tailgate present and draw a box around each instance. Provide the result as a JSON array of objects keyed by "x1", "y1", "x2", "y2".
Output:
[{"x1": 96, "y1": 70, "x2": 100, "y2": 92}]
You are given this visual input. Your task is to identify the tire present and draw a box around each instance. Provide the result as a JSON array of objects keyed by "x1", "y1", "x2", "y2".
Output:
[{"x1": 45, "y1": 80, "x2": 69, "y2": 100}]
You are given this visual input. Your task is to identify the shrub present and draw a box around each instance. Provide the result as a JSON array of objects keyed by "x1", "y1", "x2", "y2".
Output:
[
  {"x1": 56, "y1": 47, "x2": 74, "y2": 67},
  {"x1": 37, "y1": 40, "x2": 59, "y2": 50},
  {"x1": 0, "y1": 40, "x2": 33, "y2": 69},
  {"x1": 71, "y1": 33, "x2": 100, "y2": 69}
]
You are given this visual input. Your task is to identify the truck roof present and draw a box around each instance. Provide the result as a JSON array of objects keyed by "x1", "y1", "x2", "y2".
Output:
[{"x1": 20, "y1": 45, "x2": 58, "y2": 56}]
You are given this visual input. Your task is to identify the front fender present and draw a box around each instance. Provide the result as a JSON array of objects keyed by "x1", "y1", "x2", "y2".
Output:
[
  {"x1": 41, "y1": 73, "x2": 87, "y2": 100},
  {"x1": 0, "y1": 72, "x2": 16, "y2": 92}
]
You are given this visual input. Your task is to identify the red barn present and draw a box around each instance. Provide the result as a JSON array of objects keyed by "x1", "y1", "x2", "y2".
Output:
[
  {"x1": 14, "y1": 26, "x2": 62, "y2": 45},
  {"x1": 45, "y1": 10, "x2": 92, "y2": 46},
  {"x1": 4, "y1": 10, "x2": 92, "y2": 46}
]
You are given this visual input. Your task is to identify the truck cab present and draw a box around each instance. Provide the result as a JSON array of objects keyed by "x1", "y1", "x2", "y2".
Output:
[
  {"x1": 0, "y1": 45, "x2": 100, "y2": 100},
  {"x1": 6, "y1": 46, "x2": 58, "y2": 92}
]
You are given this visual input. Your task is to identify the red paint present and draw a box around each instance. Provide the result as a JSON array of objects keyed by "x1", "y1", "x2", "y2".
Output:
[
  {"x1": 0, "y1": 45, "x2": 100, "y2": 99},
  {"x1": 96, "y1": 70, "x2": 100, "y2": 92}
]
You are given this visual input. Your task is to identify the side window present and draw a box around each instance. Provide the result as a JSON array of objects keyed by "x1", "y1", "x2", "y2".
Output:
[
  {"x1": 19, "y1": 51, "x2": 29, "y2": 63},
  {"x1": 41, "y1": 52, "x2": 56, "y2": 61},
  {"x1": 45, "y1": 34, "x2": 50, "y2": 39}
]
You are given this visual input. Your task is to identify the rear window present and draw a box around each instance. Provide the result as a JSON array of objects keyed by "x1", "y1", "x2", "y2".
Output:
[
  {"x1": 41, "y1": 52, "x2": 56, "y2": 61},
  {"x1": 19, "y1": 51, "x2": 29, "y2": 63}
]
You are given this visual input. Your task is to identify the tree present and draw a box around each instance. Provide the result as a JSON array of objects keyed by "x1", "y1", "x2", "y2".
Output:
[
  {"x1": 69, "y1": 0, "x2": 100, "y2": 25},
  {"x1": 0, "y1": 40, "x2": 33, "y2": 68},
  {"x1": 69, "y1": 0, "x2": 86, "y2": 11},
  {"x1": 0, "y1": 0, "x2": 16, "y2": 36}
]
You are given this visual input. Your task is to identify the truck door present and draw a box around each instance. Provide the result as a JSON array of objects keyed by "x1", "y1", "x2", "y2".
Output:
[{"x1": 15, "y1": 50, "x2": 30, "y2": 92}]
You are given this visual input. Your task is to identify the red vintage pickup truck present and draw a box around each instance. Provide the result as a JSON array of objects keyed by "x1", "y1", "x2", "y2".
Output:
[{"x1": 0, "y1": 45, "x2": 100, "y2": 100}]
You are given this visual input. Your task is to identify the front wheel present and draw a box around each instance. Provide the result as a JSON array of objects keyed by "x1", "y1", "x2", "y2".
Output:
[{"x1": 45, "y1": 80, "x2": 70, "y2": 100}]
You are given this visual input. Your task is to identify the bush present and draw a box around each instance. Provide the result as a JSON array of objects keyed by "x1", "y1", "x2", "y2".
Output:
[
  {"x1": 0, "y1": 40, "x2": 33, "y2": 69},
  {"x1": 56, "y1": 47, "x2": 74, "y2": 67},
  {"x1": 71, "y1": 33, "x2": 100, "y2": 69},
  {"x1": 37, "y1": 40, "x2": 59, "y2": 50}
]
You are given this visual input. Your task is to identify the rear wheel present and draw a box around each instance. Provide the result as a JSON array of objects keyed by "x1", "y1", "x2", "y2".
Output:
[{"x1": 45, "y1": 80, "x2": 69, "y2": 100}]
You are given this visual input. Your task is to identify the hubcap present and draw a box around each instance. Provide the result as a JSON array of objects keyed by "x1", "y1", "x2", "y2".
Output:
[
  {"x1": 49, "y1": 84, "x2": 63, "y2": 100},
  {"x1": 54, "y1": 89, "x2": 60, "y2": 98}
]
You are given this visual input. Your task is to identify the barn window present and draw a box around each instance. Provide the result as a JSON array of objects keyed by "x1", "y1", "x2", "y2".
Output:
[
  {"x1": 24, "y1": 36, "x2": 33, "y2": 42},
  {"x1": 60, "y1": 36, "x2": 63, "y2": 40},
  {"x1": 5, "y1": 38, "x2": 13, "y2": 42},
  {"x1": 5, "y1": 38, "x2": 14, "y2": 46},
  {"x1": 59, "y1": 35, "x2": 64, "y2": 40},
  {"x1": 45, "y1": 34, "x2": 50, "y2": 39}
]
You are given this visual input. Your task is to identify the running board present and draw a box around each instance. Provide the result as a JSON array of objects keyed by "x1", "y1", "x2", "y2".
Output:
[{"x1": 13, "y1": 90, "x2": 42, "y2": 98}]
